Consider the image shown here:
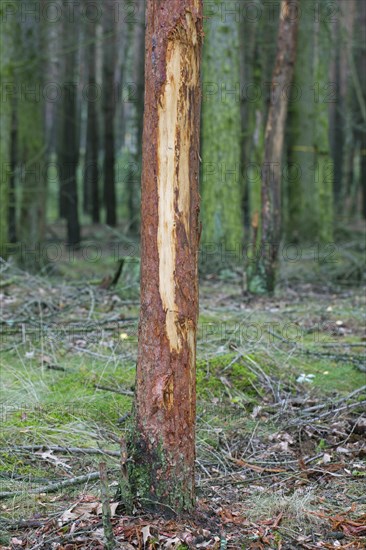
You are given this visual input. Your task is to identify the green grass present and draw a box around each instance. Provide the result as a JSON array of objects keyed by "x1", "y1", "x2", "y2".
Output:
[{"x1": 298, "y1": 358, "x2": 365, "y2": 393}]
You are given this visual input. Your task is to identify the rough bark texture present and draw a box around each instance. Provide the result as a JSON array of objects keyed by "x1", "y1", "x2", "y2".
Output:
[
  {"x1": 103, "y1": 0, "x2": 117, "y2": 227},
  {"x1": 256, "y1": 0, "x2": 299, "y2": 292},
  {"x1": 128, "y1": 0, "x2": 203, "y2": 515}
]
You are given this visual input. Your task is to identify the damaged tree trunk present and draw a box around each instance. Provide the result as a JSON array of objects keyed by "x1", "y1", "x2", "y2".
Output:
[
  {"x1": 128, "y1": 0, "x2": 203, "y2": 514},
  {"x1": 258, "y1": 0, "x2": 299, "y2": 292}
]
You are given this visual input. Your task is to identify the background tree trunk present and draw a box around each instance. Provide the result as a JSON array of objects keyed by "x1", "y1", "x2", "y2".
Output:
[
  {"x1": 126, "y1": 0, "x2": 145, "y2": 234},
  {"x1": 103, "y1": 0, "x2": 117, "y2": 227},
  {"x1": 261, "y1": 0, "x2": 299, "y2": 290},
  {"x1": 8, "y1": 96, "x2": 17, "y2": 244},
  {"x1": 251, "y1": 0, "x2": 299, "y2": 292},
  {"x1": 200, "y1": 0, "x2": 243, "y2": 271},
  {"x1": 83, "y1": 15, "x2": 100, "y2": 223},
  {"x1": 18, "y1": 0, "x2": 47, "y2": 268},
  {"x1": 59, "y1": 0, "x2": 80, "y2": 247},
  {"x1": 287, "y1": 0, "x2": 333, "y2": 243},
  {"x1": 128, "y1": 0, "x2": 203, "y2": 515}
]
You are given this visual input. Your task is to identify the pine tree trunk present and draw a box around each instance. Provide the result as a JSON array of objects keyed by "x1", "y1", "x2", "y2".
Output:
[
  {"x1": 128, "y1": 0, "x2": 203, "y2": 515},
  {"x1": 8, "y1": 96, "x2": 17, "y2": 243},
  {"x1": 200, "y1": 0, "x2": 243, "y2": 271},
  {"x1": 127, "y1": 0, "x2": 145, "y2": 234},
  {"x1": 59, "y1": 0, "x2": 80, "y2": 247},
  {"x1": 0, "y1": 16, "x2": 11, "y2": 257},
  {"x1": 84, "y1": 16, "x2": 99, "y2": 223},
  {"x1": 287, "y1": 0, "x2": 333, "y2": 243},
  {"x1": 354, "y1": 0, "x2": 366, "y2": 219},
  {"x1": 18, "y1": 1, "x2": 47, "y2": 268},
  {"x1": 255, "y1": 0, "x2": 299, "y2": 292},
  {"x1": 103, "y1": 0, "x2": 117, "y2": 227}
]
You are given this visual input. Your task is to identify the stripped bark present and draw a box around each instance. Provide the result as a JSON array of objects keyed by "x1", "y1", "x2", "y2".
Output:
[{"x1": 128, "y1": 0, "x2": 203, "y2": 514}]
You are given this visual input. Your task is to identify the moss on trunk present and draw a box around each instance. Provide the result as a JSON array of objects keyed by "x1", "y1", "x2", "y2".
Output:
[
  {"x1": 200, "y1": 1, "x2": 243, "y2": 271},
  {"x1": 286, "y1": 0, "x2": 333, "y2": 243}
]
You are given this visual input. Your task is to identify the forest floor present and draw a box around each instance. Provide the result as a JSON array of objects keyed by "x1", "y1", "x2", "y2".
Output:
[{"x1": 0, "y1": 226, "x2": 365, "y2": 549}]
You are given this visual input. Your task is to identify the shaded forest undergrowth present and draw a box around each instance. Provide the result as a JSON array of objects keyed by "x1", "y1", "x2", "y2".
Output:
[{"x1": 0, "y1": 231, "x2": 365, "y2": 549}]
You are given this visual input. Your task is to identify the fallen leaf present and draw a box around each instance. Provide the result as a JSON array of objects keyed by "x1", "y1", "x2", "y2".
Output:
[{"x1": 142, "y1": 525, "x2": 152, "y2": 545}]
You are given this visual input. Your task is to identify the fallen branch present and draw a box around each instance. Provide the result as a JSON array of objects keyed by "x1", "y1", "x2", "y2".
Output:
[
  {"x1": 1, "y1": 445, "x2": 120, "y2": 457},
  {"x1": 0, "y1": 471, "x2": 100, "y2": 499},
  {"x1": 300, "y1": 385, "x2": 366, "y2": 414},
  {"x1": 94, "y1": 384, "x2": 134, "y2": 396}
]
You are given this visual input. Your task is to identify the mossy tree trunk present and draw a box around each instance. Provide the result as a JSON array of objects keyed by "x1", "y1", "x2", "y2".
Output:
[
  {"x1": 250, "y1": 0, "x2": 299, "y2": 293},
  {"x1": 287, "y1": 0, "x2": 333, "y2": 242},
  {"x1": 200, "y1": 1, "x2": 243, "y2": 271},
  {"x1": 128, "y1": 0, "x2": 203, "y2": 515},
  {"x1": 18, "y1": 0, "x2": 47, "y2": 267}
]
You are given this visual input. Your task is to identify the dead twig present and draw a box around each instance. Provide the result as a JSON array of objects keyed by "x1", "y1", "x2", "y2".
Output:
[
  {"x1": 1, "y1": 445, "x2": 120, "y2": 457},
  {"x1": 0, "y1": 471, "x2": 101, "y2": 499},
  {"x1": 94, "y1": 384, "x2": 134, "y2": 396}
]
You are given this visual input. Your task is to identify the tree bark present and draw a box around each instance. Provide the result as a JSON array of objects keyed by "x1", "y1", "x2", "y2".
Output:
[
  {"x1": 59, "y1": 0, "x2": 80, "y2": 246},
  {"x1": 355, "y1": 0, "x2": 366, "y2": 219},
  {"x1": 126, "y1": 0, "x2": 145, "y2": 234},
  {"x1": 103, "y1": 0, "x2": 117, "y2": 227},
  {"x1": 84, "y1": 15, "x2": 100, "y2": 223},
  {"x1": 128, "y1": 0, "x2": 203, "y2": 515},
  {"x1": 18, "y1": 0, "x2": 47, "y2": 267},
  {"x1": 8, "y1": 96, "x2": 17, "y2": 243},
  {"x1": 259, "y1": 0, "x2": 299, "y2": 292},
  {"x1": 287, "y1": 0, "x2": 333, "y2": 243}
]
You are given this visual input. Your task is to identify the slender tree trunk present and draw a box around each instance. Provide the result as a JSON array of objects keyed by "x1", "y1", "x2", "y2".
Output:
[
  {"x1": 128, "y1": 0, "x2": 203, "y2": 515},
  {"x1": 8, "y1": 96, "x2": 17, "y2": 243},
  {"x1": 126, "y1": 0, "x2": 145, "y2": 234},
  {"x1": 84, "y1": 16, "x2": 100, "y2": 223},
  {"x1": 257, "y1": 0, "x2": 299, "y2": 292},
  {"x1": 330, "y1": 17, "x2": 344, "y2": 208},
  {"x1": 0, "y1": 15, "x2": 11, "y2": 257},
  {"x1": 355, "y1": 0, "x2": 366, "y2": 219},
  {"x1": 18, "y1": 1, "x2": 47, "y2": 268},
  {"x1": 59, "y1": 0, "x2": 80, "y2": 246},
  {"x1": 243, "y1": 2, "x2": 280, "y2": 293},
  {"x1": 103, "y1": 0, "x2": 117, "y2": 227},
  {"x1": 339, "y1": 0, "x2": 356, "y2": 212}
]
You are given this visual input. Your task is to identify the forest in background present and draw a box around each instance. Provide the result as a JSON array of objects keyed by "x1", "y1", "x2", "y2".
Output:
[{"x1": 0, "y1": 0, "x2": 365, "y2": 280}]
